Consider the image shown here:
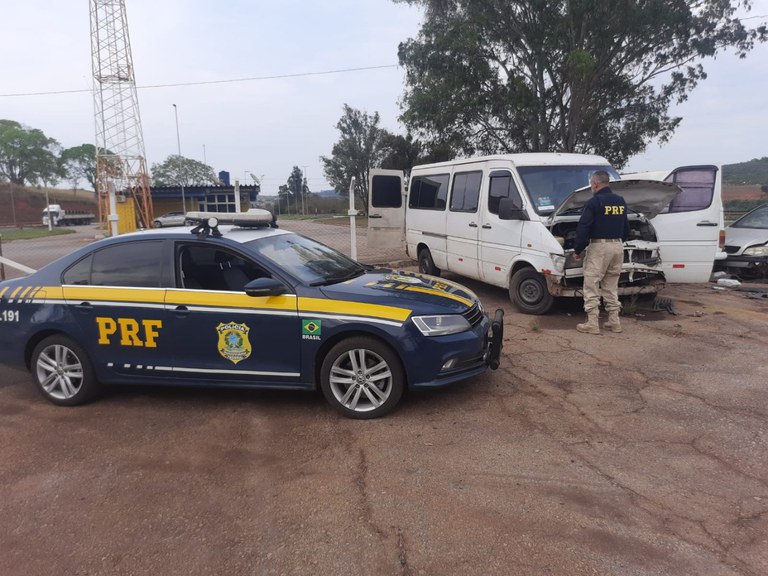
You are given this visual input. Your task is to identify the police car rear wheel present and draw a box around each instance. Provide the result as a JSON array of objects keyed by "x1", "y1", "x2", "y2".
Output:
[
  {"x1": 32, "y1": 335, "x2": 99, "y2": 406},
  {"x1": 510, "y1": 268, "x2": 554, "y2": 315},
  {"x1": 320, "y1": 337, "x2": 404, "y2": 419}
]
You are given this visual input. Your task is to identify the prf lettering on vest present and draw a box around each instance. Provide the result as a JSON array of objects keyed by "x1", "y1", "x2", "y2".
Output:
[
  {"x1": 604, "y1": 205, "x2": 626, "y2": 215},
  {"x1": 96, "y1": 317, "x2": 163, "y2": 347}
]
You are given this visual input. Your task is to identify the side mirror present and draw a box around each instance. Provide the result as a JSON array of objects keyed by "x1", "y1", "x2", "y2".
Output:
[
  {"x1": 498, "y1": 198, "x2": 530, "y2": 221},
  {"x1": 244, "y1": 277, "x2": 287, "y2": 297}
]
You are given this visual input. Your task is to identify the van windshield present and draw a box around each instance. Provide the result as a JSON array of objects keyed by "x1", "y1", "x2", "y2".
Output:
[{"x1": 517, "y1": 165, "x2": 621, "y2": 215}]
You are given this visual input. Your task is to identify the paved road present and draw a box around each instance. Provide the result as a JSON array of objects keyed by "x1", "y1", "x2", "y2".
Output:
[{"x1": 1, "y1": 278, "x2": 767, "y2": 576}]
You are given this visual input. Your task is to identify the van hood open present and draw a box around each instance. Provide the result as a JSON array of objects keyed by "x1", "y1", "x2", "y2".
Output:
[{"x1": 552, "y1": 180, "x2": 682, "y2": 220}]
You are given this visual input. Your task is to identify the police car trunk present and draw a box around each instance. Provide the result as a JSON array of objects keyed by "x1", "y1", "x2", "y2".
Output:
[{"x1": 544, "y1": 180, "x2": 683, "y2": 297}]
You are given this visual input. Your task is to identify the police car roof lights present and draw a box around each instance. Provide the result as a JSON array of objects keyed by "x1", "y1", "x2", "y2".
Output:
[{"x1": 186, "y1": 209, "x2": 277, "y2": 238}]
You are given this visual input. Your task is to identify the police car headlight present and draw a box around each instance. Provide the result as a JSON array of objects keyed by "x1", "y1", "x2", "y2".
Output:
[
  {"x1": 550, "y1": 253, "x2": 566, "y2": 273},
  {"x1": 743, "y1": 244, "x2": 768, "y2": 257},
  {"x1": 411, "y1": 315, "x2": 471, "y2": 336}
]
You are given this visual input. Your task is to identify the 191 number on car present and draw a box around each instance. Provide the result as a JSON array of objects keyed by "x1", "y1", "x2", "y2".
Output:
[{"x1": 1, "y1": 310, "x2": 19, "y2": 322}]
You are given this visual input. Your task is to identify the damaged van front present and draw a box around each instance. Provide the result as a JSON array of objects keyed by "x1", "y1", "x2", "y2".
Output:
[{"x1": 542, "y1": 180, "x2": 683, "y2": 298}]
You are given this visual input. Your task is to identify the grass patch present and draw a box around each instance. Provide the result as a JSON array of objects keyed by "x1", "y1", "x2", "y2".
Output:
[{"x1": 0, "y1": 227, "x2": 77, "y2": 242}]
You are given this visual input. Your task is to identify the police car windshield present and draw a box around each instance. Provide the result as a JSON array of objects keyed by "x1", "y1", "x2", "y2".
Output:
[
  {"x1": 517, "y1": 165, "x2": 621, "y2": 215},
  {"x1": 245, "y1": 233, "x2": 366, "y2": 285}
]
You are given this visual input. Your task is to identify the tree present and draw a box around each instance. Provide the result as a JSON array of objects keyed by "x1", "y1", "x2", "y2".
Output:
[
  {"x1": 379, "y1": 132, "x2": 455, "y2": 172},
  {"x1": 394, "y1": 0, "x2": 767, "y2": 168},
  {"x1": 61, "y1": 144, "x2": 97, "y2": 191},
  {"x1": 285, "y1": 166, "x2": 310, "y2": 215},
  {"x1": 321, "y1": 105, "x2": 386, "y2": 211},
  {"x1": 150, "y1": 155, "x2": 218, "y2": 187},
  {"x1": 0, "y1": 119, "x2": 62, "y2": 186}
]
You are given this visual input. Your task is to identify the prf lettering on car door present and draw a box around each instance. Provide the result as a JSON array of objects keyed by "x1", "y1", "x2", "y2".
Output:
[{"x1": 96, "y1": 317, "x2": 162, "y2": 347}]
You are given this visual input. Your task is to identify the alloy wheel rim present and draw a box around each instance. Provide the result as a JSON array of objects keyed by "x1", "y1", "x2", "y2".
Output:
[
  {"x1": 36, "y1": 344, "x2": 84, "y2": 400},
  {"x1": 329, "y1": 348, "x2": 392, "y2": 413}
]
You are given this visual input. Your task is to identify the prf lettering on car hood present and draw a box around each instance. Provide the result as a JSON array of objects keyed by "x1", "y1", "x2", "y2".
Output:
[{"x1": 96, "y1": 317, "x2": 162, "y2": 347}]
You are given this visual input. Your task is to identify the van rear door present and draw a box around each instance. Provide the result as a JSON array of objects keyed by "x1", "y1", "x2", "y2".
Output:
[
  {"x1": 368, "y1": 169, "x2": 406, "y2": 253},
  {"x1": 645, "y1": 166, "x2": 722, "y2": 283}
]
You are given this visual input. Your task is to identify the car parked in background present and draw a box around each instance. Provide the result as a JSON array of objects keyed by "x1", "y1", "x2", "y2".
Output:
[
  {"x1": 153, "y1": 211, "x2": 187, "y2": 228},
  {"x1": 0, "y1": 210, "x2": 503, "y2": 419},
  {"x1": 715, "y1": 203, "x2": 768, "y2": 279}
]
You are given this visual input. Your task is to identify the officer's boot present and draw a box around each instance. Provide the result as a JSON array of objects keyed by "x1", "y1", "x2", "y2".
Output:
[
  {"x1": 604, "y1": 310, "x2": 623, "y2": 333},
  {"x1": 576, "y1": 310, "x2": 601, "y2": 335}
]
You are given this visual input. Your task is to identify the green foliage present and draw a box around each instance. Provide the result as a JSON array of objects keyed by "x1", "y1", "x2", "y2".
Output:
[
  {"x1": 0, "y1": 227, "x2": 76, "y2": 242},
  {"x1": 60, "y1": 144, "x2": 97, "y2": 191},
  {"x1": 394, "y1": 0, "x2": 767, "y2": 168},
  {"x1": 150, "y1": 155, "x2": 218, "y2": 187},
  {"x1": 0, "y1": 119, "x2": 63, "y2": 186},
  {"x1": 277, "y1": 166, "x2": 310, "y2": 215},
  {"x1": 722, "y1": 157, "x2": 768, "y2": 186},
  {"x1": 321, "y1": 105, "x2": 386, "y2": 210}
]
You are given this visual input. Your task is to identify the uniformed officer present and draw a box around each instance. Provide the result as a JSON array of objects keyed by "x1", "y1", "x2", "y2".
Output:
[{"x1": 572, "y1": 170, "x2": 630, "y2": 335}]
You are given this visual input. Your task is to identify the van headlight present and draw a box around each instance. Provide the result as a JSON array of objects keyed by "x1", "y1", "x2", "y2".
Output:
[
  {"x1": 743, "y1": 245, "x2": 768, "y2": 257},
  {"x1": 550, "y1": 253, "x2": 566, "y2": 273},
  {"x1": 411, "y1": 315, "x2": 471, "y2": 336}
]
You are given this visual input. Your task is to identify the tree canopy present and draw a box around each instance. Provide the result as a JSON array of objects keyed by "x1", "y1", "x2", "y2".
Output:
[
  {"x1": 150, "y1": 155, "x2": 218, "y2": 187},
  {"x1": 0, "y1": 119, "x2": 63, "y2": 186},
  {"x1": 394, "y1": 0, "x2": 767, "y2": 168},
  {"x1": 61, "y1": 143, "x2": 98, "y2": 191}
]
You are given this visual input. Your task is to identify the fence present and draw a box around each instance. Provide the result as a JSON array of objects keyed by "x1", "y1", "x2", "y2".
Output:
[{"x1": 0, "y1": 216, "x2": 412, "y2": 282}]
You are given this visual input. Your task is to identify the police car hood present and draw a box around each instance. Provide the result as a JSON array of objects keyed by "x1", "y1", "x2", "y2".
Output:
[
  {"x1": 552, "y1": 180, "x2": 682, "y2": 219},
  {"x1": 319, "y1": 269, "x2": 478, "y2": 315}
]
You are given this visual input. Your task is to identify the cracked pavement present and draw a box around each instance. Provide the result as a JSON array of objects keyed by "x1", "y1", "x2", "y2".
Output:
[{"x1": 1, "y1": 277, "x2": 767, "y2": 576}]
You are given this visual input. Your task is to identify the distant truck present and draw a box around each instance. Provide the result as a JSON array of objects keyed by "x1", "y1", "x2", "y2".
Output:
[{"x1": 42, "y1": 204, "x2": 95, "y2": 227}]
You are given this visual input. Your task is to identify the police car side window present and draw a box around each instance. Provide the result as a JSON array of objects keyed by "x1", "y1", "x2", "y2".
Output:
[
  {"x1": 179, "y1": 245, "x2": 268, "y2": 292},
  {"x1": 90, "y1": 241, "x2": 164, "y2": 287},
  {"x1": 62, "y1": 255, "x2": 93, "y2": 285}
]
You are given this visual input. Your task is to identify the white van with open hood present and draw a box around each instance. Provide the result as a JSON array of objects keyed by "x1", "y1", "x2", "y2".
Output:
[{"x1": 368, "y1": 154, "x2": 721, "y2": 314}]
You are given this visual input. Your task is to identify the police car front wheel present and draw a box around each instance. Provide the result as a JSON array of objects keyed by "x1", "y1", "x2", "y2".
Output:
[
  {"x1": 320, "y1": 336, "x2": 405, "y2": 419},
  {"x1": 31, "y1": 335, "x2": 100, "y2": 406}
]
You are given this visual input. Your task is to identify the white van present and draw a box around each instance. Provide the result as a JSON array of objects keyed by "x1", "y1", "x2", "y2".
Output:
[{"x1": 368, "y1": 153, "x2": 722, "y2": 314}]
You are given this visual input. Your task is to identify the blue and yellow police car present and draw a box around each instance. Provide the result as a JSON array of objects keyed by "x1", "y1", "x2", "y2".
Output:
[{"x1": 0, "y1": 210, "x2": 503, "y2": 419}]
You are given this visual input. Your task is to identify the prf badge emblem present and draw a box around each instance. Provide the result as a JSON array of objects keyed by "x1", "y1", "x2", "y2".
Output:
[{"x1": 216, "y1": 322, "x2": 252, "y2": 364}]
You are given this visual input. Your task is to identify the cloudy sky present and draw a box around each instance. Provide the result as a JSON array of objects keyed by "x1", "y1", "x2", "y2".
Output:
[{"x1": 1, "y1": 1, "x2": 766, "y2": 194}]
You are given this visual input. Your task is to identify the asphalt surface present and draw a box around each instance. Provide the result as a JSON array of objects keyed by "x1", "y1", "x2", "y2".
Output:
[{"x1": 1, "y1": 227, "x2": 768, "y2": 575}]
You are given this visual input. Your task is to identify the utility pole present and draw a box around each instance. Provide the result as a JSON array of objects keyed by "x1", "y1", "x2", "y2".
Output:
[{"x1": 173, "y1": 104, "x2": 186, "y2": 213}]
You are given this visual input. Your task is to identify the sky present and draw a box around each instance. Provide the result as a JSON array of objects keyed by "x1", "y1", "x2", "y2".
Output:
[{"x1": 1, "y1": 0, "x2": 766, "y2": 195}]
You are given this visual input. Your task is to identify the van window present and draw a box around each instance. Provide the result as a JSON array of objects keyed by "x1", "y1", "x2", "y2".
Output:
[
  {"x1": 517, "y1": 165, "x2": 620, "y2": 214},
  {"x1": 409, "y1": 174, "x2": 450, "y2": 210},
  {"x1": 450, "y1": 171, "x2": 482, "y2": 212},
  {"x1": 488, "y1": 171, "x2": 523, "y2": 214},
  {"x1": 662, "y1": 168, "x2": 716, "y2": 213},
  {"x1": 370, "y1": 174, "x2": 402, "y2": 208}
]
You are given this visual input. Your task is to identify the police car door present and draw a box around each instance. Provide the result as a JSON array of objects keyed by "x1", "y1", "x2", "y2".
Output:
[
  {"x1": 61, "y1": 239, "x2": 170, "y2": 378},
  {"x1": 164, "y1": 243, "x2": 301, "y2": 385},
  {"x1": 644, "y1": 166, "x2": 722, "y2": 283}
]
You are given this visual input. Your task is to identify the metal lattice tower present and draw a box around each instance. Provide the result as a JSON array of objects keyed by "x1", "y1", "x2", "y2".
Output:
[{"x1": 90, "y1": 0, "x2": 153, "y2": 232}]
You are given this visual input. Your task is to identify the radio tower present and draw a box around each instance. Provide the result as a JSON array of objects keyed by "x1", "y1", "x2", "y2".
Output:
[{"x1": 90, "y1": 0, "x2": 153, "y2": 233}]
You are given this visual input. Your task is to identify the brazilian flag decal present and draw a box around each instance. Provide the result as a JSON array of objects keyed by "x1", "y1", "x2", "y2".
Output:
[{"x1": 302, "y1": 319, "x2": 321, "y2": 336}]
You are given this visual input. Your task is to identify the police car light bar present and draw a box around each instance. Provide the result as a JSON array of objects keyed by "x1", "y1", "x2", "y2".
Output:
[{"x1": 185, "y1": 209, "x2": 277, "y2": 229}]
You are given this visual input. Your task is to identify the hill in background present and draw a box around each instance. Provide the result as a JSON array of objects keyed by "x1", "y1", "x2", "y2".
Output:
[{"x1": 722, "y1": 157, "x2": 768, "y2": 186}]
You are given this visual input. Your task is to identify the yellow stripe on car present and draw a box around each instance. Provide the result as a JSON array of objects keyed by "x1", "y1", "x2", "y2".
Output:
[{"x1": 298, "y1": 297, "x2": 412, "y2": 322}]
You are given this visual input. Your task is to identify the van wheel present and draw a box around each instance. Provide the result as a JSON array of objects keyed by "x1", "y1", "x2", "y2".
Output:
[
  {"x1": 510, "y1": 268, "x2": 554, "y2": 315},
  {"x1": 418, "y1": 248, "x2": 441, "y2": 276}
]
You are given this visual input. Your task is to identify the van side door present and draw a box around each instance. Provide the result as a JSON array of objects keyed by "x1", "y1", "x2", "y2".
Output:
[
  {"x1": 446, "y1": 170, "x2": 483, "y2": 280},
  {"x1": 650, "y1": 166, "x2": 722, "y2": 283},
  {"x1": 368, "y1": 169, "x2": 405, "y2": 253},
  {"x1": 479, "y1": 170, "x2": 526, "y2": 287}
]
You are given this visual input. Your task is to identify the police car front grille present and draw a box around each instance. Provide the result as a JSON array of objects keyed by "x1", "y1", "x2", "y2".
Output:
[{"x1": 462, "y1": 304, "x2": 484, "y2": 327}]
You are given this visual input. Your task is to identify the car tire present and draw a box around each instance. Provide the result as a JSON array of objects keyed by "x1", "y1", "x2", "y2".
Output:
[
  {"x1": 31, "y1": 335, "x2": 100, "y2": 406},
  {"x1": 418, "y1": 248, "x2": 441, "y2": 276},
  {"x1": 320, "y1": 336, "x2": 405, "y2": 419},
  {"x1": 153, "y1": 220, "x2": 163, "y2": 228},
  {"x1": 509, "y1": 267, "x2": 554, "y2": 315}
]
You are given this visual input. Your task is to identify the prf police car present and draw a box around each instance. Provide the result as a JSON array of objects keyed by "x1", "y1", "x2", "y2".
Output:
[{"x1": 0, "y1": 211, "x2": 503, "y2": 419}]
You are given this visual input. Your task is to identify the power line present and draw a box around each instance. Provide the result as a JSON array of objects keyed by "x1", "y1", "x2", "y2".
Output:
[{"x1": 0, "y1": 64, "x2": 399, "y2": 98}]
